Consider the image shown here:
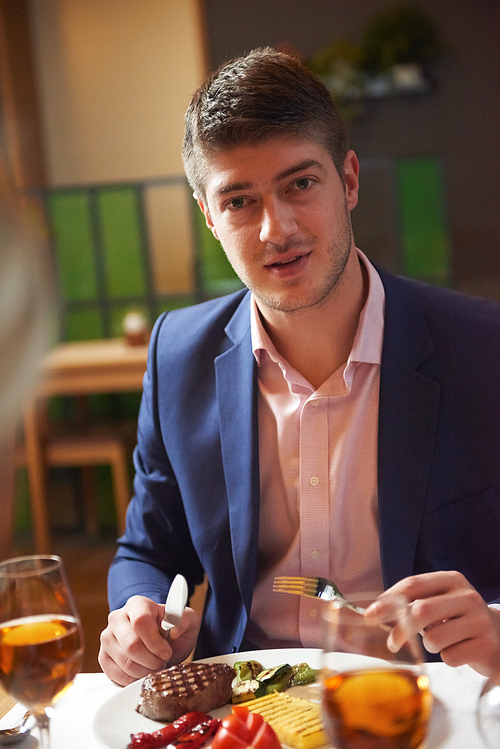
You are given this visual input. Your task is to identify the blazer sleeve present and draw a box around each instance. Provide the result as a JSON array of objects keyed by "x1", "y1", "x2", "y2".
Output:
[{"x1": 107, "y1": 314, "x2": 205, "y2": 610}]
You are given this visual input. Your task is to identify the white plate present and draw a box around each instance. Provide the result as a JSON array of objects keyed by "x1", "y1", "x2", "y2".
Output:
[{"x1": 92, "y1": 648, "x2": 325, "y2": 749}]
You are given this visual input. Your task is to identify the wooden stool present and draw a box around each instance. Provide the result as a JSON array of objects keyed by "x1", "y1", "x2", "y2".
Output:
[{"x1": 18, "y1": 400, "x2": 134, "y2": 552}]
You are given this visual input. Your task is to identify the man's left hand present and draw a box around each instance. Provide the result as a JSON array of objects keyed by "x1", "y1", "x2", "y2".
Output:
[{"x1": 368, "y1": 570, "x2": 500, "y2": 678}]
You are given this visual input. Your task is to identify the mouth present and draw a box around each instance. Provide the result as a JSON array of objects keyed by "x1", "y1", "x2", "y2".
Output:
[
  {"x1": 265, "y1": 251, "x2": 310, "y2": 269},
  {"x1": 264, "y1": 250, "x2": 311, "y2": 280},
  {"x1": 269, "y1": 255, "x2": 302, "y2": 267}
]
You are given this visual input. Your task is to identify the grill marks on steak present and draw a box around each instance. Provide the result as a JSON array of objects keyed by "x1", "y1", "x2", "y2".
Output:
[{"x1": 136, "y1": 662, "x2": 236, "y2": 721}]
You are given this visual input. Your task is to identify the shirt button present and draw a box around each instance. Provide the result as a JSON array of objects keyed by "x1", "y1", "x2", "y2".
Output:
[
  {"x1": 310, "y1": 549, "x2": 321, "y2": 560},
  {"x1": 309, "y1": 608, "x2": 318, "y2": 619},
  {"x1": 311, "y1": 400, "x2": 318, "y2": 408},
  {"x1": 309, "y1": 476, "x2": 319, "y2": 486}
]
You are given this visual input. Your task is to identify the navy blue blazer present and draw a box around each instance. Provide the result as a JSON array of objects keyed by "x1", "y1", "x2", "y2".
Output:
[{"x1": 108, "y1": 267, "x2": 500, "y2": 660}]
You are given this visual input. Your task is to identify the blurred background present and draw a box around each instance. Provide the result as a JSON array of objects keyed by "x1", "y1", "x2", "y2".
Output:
[{"x1": 1, "y1": 0, "x2": 498, "y2": 670}]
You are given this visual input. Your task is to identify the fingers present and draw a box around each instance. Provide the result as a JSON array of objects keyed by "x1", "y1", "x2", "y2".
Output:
[
  {"x1": 387, "y1": 570, "x2": 471, "y2": 604},
  {"x1": 382, "y1": 571, "x2": 472, "y2": 648},
  {"x1": 98, "y1": 599, "x2": 203, "y2": 686},
  {"x1": 98, "y1": 638, "x2": 165, "y2": 686},
  {"x1": 381, "y1": 571, "x2": 500, "y2": 677},
  {"x1": 98, "y1": 596, "x2": 172, "y2": 686},
  {"x1": 166, "y1": 607, "x2": 202, "y2": 666},
  {"x1": 168, "y1": 606, "x2": 197, "y2": 642},
  {"x1": 365, "y1": 594, "x2": 417, "y2": 655},
  {"x1": 419, "y1": 600, "x2": 500, "y2": 674}
]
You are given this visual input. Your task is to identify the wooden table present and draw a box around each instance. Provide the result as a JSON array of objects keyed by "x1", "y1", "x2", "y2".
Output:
[
  {"x1": 22, "y1": 338, "x2": 149, "y2": 552},
  {"x1": 38, "y1": 338, "x2": 149, "y2": 397}
]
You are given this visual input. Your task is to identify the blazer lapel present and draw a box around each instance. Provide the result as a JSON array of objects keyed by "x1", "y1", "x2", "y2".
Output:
[
  {"x1": 377, "y1": 271, "x2": 441, "y2": 588},
  {"x1": 215, "y1": 295, "x2": 260, "y2": 614}
]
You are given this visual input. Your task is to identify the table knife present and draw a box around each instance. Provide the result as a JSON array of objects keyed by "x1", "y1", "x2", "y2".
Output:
[{"x1": 161, "y1": 574, "x2": 188, "y2": 637}]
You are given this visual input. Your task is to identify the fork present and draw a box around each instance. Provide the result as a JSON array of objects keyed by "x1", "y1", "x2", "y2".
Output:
[{"x1": 273, "y1": 575, "x2": 366, "y2": 614}]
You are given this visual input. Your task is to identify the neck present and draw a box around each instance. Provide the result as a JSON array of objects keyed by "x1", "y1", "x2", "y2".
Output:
[{"x1": 256, "y1": 251, "x2": 368, "y2": 390}]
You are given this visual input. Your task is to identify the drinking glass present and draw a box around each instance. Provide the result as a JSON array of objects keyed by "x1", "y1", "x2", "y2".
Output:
[
  {"x1": 477, "y1": 673, "x2": 500, "y2": 748},
  {"x1": 321, "y1": 592, "x2": 432, "y2": 749},
  {"x1": 0, "y1": 555, "x2": 84, "y2": 748}
]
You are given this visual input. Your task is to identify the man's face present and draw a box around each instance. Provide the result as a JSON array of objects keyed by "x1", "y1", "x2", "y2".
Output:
[{"x1": 199, "y1": 136, "x2": 359, "y2": 315}]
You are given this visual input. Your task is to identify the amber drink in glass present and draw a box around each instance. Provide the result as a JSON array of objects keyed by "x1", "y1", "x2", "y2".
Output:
[
  {"x1": 322, "y1": 593, "x2": 432, "y2": 749},
  {"x1": 0, "y1": 555, "x2": 84, "y2": 748}
]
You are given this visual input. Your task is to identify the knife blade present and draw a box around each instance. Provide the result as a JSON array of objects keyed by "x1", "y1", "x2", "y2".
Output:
[{"x1": 161, "y1": 574, "x2": 188, "y2": 637}]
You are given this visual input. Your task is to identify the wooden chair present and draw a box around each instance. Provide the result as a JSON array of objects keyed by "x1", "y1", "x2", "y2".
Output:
[
  {"x1": 1, "y1": 433, "x2": 17, "y2": 560},
  {"x1": 17, "y1": 397, "x2": 135, "y2": 552}
]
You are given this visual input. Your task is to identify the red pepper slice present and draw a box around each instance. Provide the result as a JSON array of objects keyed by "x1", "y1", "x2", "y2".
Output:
[
  {"x1": 127, "y1": 712, "x2": 212, "y2": 749},
  {"x1": 172, "y1": 718, "x2": 221, "y2": 749}
]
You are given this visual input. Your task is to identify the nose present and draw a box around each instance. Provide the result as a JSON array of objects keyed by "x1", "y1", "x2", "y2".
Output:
[{"x1": 259, "y1": 198, "x2": 298, "y2": 245}]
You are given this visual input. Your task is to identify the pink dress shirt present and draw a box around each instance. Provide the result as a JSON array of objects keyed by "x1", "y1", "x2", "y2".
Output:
[{"x1": 246, "y1": 250, "x2": 385, "y2": 649}]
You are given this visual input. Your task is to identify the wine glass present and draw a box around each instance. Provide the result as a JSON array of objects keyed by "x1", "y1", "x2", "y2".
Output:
[
  {"x1": 0, "y1": 555, "x2": 84, "y2": 748},
  {"x1": 321, "y1": 592, "x2": 432, "y2": 749}
]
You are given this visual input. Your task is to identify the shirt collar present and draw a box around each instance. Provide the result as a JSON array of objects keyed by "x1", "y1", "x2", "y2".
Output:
[
  {"x1": 349, "y1": 249, "x2": 385, "y2": 366},
  {"x1": 250, "y1": 248, "x2": 385, "y2": 369}
]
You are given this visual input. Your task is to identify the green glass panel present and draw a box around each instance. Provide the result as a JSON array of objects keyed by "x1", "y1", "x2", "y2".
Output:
[
  {"x1": 396, "y1": 158, "x2": 450, "y2": 285},
  {"x1": 86, "y1": 393, "x2": 115, "y2": 419},
  {"x1": 47, "y1": 396, "x2": 74, "y2": 422},
  {"x1": 48, "y1": 191, "x2": 98, "y2": 301},
  {"x1": 195, "y1": 209, "x2": 242, "y2": 293},
  {"x1": 65, "y1": 309, "x2": 104, "y2": 341},
  {"x1": 117, "y1": 391, "x2": 142, "y2": 418},
  {"x1": 155, "y1": 295, "x2": 198, "y2": 318},
  {"x1": 98, "y1": 188, "x2": 146, "y2": 298}
]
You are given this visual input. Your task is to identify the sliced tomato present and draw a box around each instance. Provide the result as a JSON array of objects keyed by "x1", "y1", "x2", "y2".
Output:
[{"x1": 212, "y1": 705, "x2": 281, "y2": 749}]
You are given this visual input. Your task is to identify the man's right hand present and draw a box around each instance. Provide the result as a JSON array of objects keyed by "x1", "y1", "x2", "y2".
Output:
[{"x1": 98, "y1": 595, "x2": 201, "y2": 686}]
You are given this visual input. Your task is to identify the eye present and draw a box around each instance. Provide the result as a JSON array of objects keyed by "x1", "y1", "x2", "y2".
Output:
[
  {"x1": 294, "y1": 177, "x2": 312, "y2": 191},
  {"x1": 225, "y1": 196, "x2": 248, "y2": 210}
]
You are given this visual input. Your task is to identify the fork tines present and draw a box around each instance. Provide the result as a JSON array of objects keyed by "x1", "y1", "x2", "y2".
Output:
[{"x1": 273, "y1": 576, "x2": 321, "y2": 598}]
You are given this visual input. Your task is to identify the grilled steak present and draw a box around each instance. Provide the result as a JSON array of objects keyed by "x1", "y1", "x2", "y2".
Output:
[{"x1": 136, "y1": 661, "x2": 236, "y2": 721}]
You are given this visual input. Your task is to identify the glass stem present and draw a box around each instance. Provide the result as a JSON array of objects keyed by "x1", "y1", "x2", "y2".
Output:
[{"x1": 34, "y1": 710, "x2": 51, "y2": 749}]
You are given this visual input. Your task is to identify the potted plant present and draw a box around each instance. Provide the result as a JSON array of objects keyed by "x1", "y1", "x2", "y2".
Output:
[
  {"x1": 307, "y1": 39, "x2": 366, "y2": 122},
  {"x1": 359, "y1": 4, "x2": 444, "y2": 95}
]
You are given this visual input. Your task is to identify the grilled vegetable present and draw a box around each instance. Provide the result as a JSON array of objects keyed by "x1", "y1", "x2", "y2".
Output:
[
  {"x1": 255, "y1": 664, "x2": 292, "y2": 695},
  {"x1": 234, "y1": 661, "x2": 264, "y2": 681},
  {"x1": 263, "y1": 671, "x2": 292, "y2": 695},
  {"x1": 256, "y1": 664, "x2": 292, "y2": 685},
  {"x1": 213, "y1": 705, "x2": 282, "y2": 749},
  {"x1": 232, "y1": 679, "x2": 265, "y2": 703},
  {"x1": 127, "y1": 711, "x2": 212, "y2": 748},
  {"x1": 173, "y1": 718, "x2": 220, "y2": 749},
  {"x1": 231, "y1": 661, "x2": 318, "y2": 704},
  {"x1": 288, "y1": 663, "x2": 319, "y2": 687}
]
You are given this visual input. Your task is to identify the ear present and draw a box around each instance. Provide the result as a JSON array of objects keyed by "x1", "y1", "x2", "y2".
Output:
[
  {"x1": 197, "y1": 198, "x2": 220, "y2": 241},
  {"x1": 342, "y1": 150, "x2": 360, "y2": 211}
]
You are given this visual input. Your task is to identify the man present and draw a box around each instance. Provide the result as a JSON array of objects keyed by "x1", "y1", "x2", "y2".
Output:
[{"x1": 99, "y1": 48, "x2": 500, "y2": 686}]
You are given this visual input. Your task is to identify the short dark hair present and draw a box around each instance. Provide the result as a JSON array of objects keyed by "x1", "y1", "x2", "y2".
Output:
[{"x1": 183, "y1": 47, "x2": 350, "y2": 204}]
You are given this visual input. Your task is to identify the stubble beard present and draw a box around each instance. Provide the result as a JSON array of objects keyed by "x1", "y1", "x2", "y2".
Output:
[{"x1": 246, "y1": 206, "x2": 354, "y2": 314}]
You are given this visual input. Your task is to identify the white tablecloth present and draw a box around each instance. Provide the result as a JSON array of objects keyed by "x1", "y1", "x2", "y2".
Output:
[{"x1": 0, "y1": 664, "x2": 491, "y2": 748}]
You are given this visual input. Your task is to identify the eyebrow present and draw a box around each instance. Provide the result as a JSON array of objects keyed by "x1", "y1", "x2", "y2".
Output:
[{"x1": 213, "y1": 159, "x2": 325, "y2": 198}]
